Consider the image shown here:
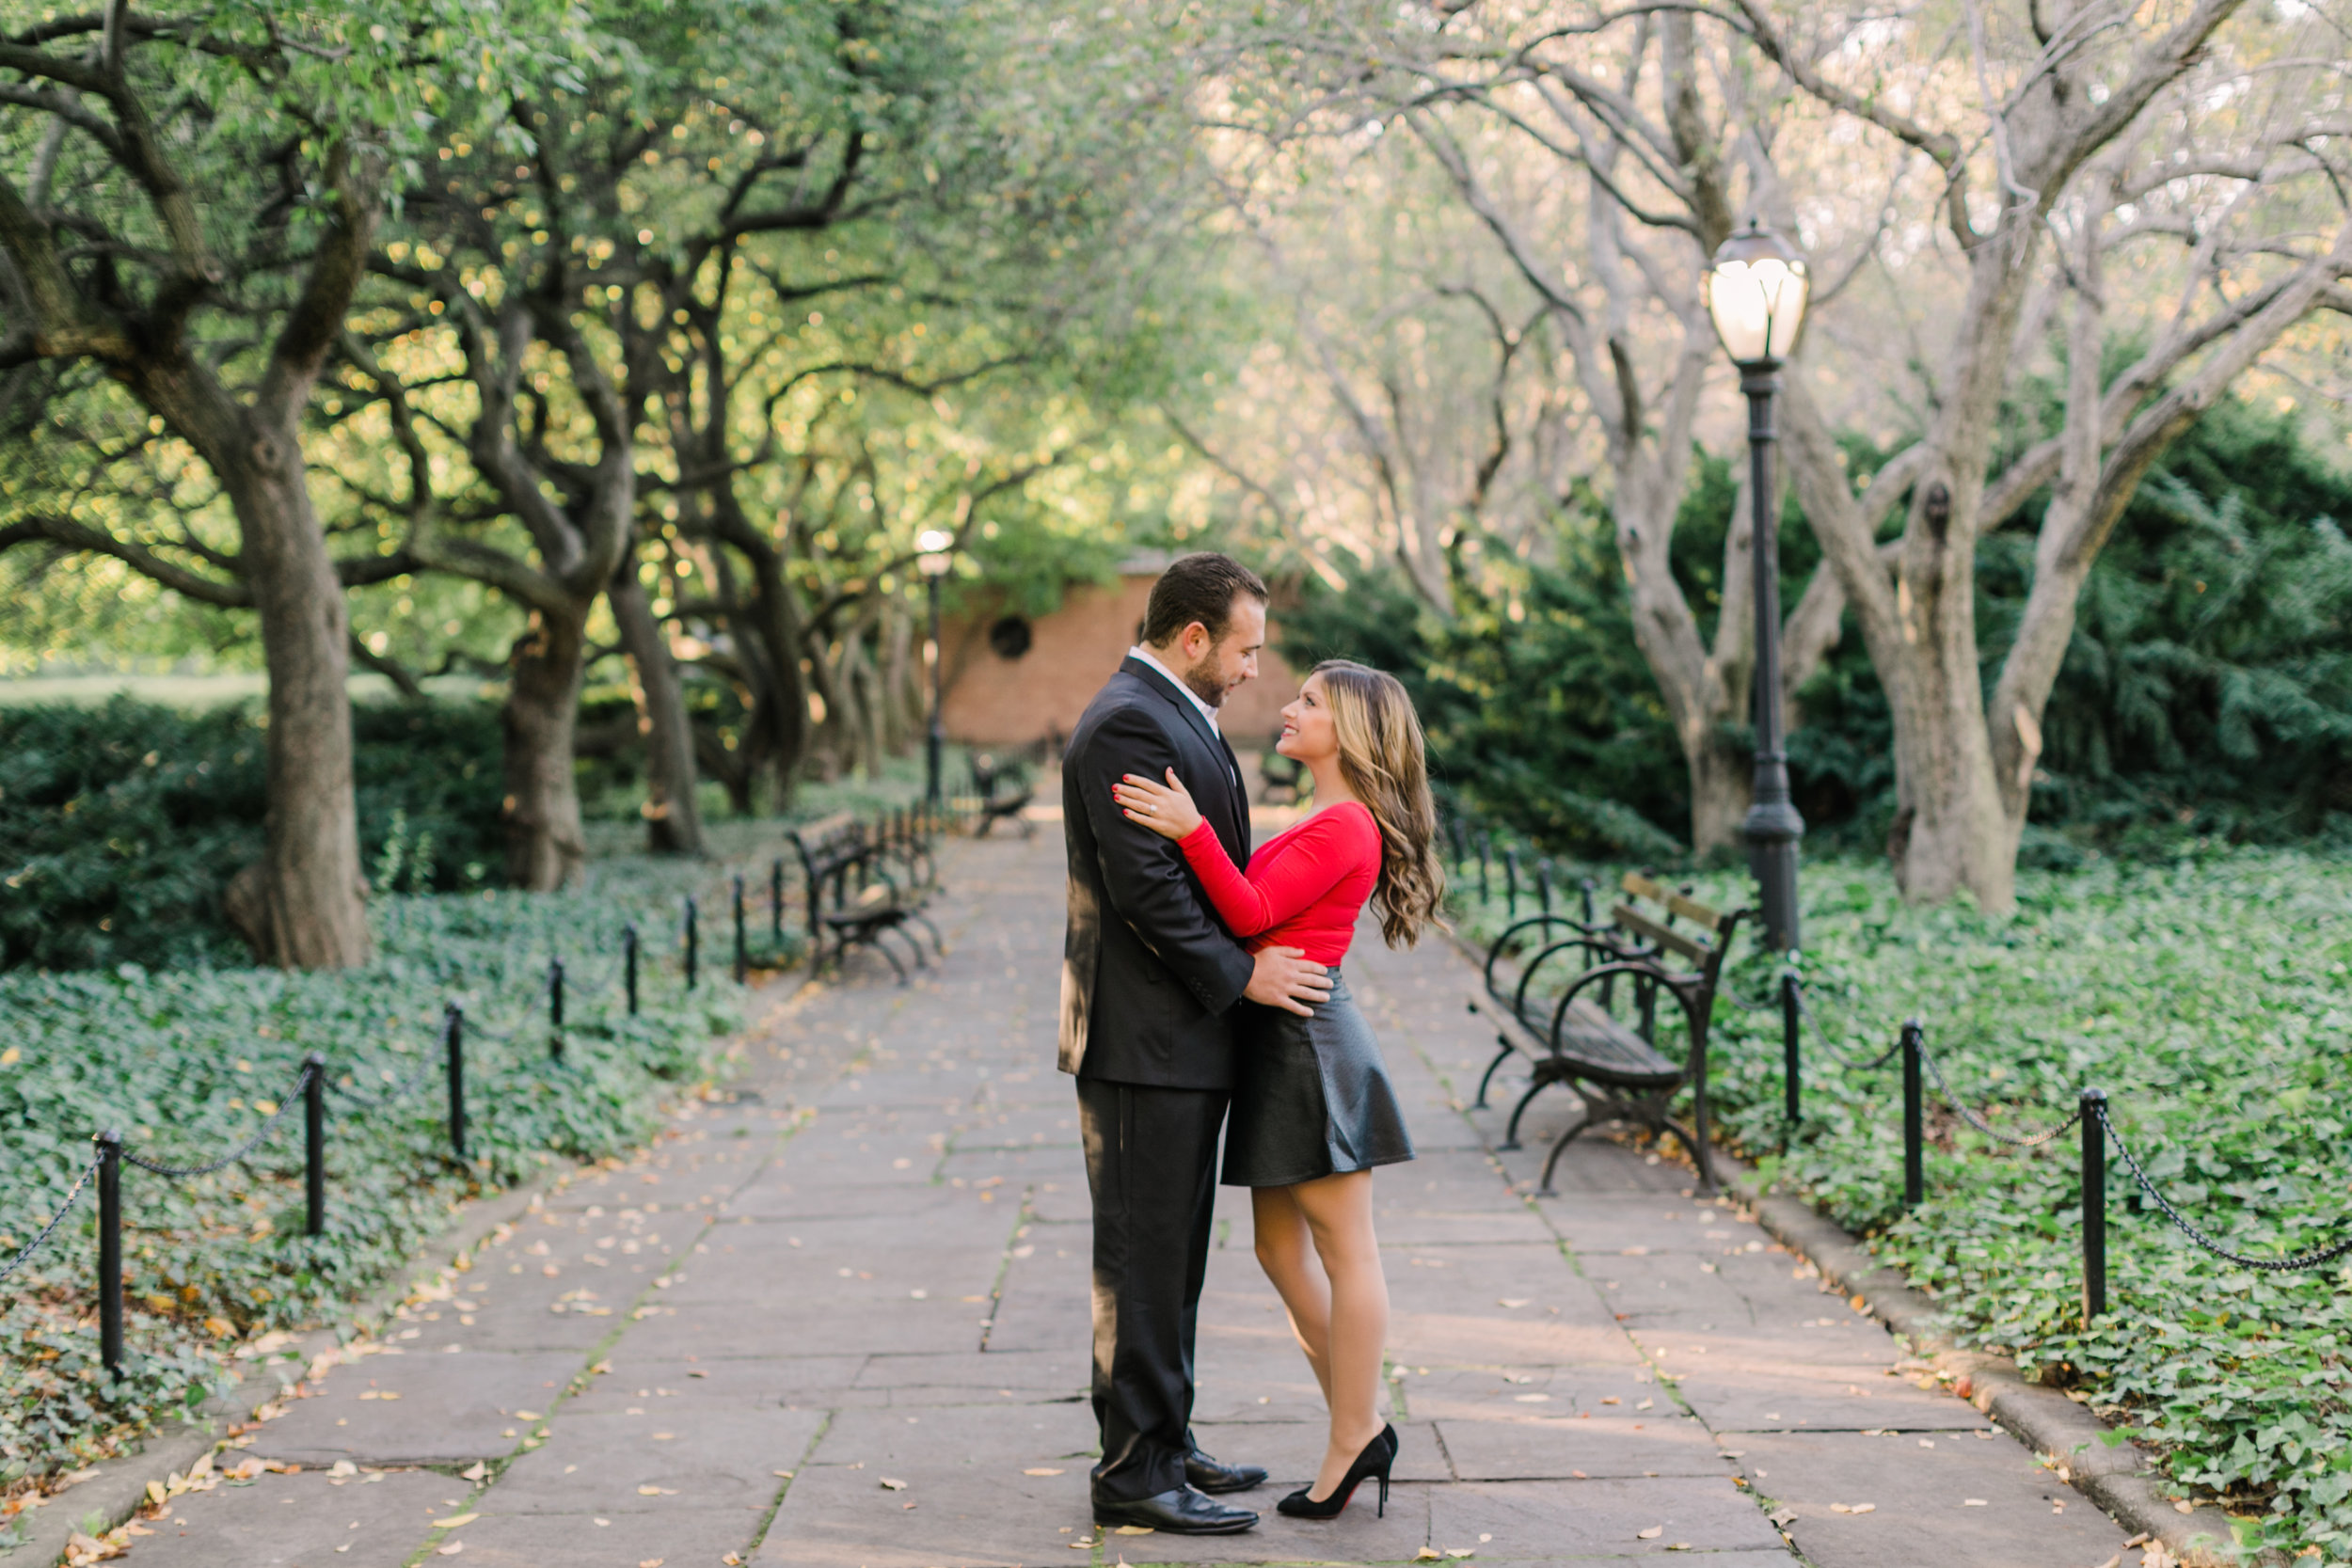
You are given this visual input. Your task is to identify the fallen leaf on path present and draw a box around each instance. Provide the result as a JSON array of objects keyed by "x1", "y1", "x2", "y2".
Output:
[
  {"x1": 1113, "y1": 1525, "x2": 1154, "y2": 1535},
  {"x1": 1512, "y1": 1394, "x2": 1549, "y2": 1403},
  {"x1": 513, "y1": 1410, "x2": 542, "y2": 1420},
  {"x1": 1497, "y1": 1298, "x2": 1529, "y2": 1308},
  {"x1": 636, "y1": 1485, "x2": 676, "y2": 1496},
  {"x1": 459, "y1": 1463, "x2": 487, "y2": 1482},
  {"x1": 638, "y1": 1560, "x2": 664, "y2": 1567},
  {"x1": 771, "y1": 1471, "x2": 794, "y2": 1480},
  {"x1": 880, "y1": 1477, "x2": 908, "y2": 1491},
  {"x1": 1024, "y1": 1467, "x2": 1065, "y2": 1476},
  {"x1": 1414, "y1": 1550, "x2": 1443, "y2": 1561},
  {"x1": 1963, "y1": 1498, "x2": 1987, "y2": 1507},
  {"x1": 432, "y1": 1513, "x2": 478, "y2": 1528},
  {"x1": 1635, "y1": 1399, "x2": 1654, "y2": 1410},
  {"x1": 1636, "y1": 1528, "x2": 1663, "y2": 1540},
  {"x1": 1445, "y1": 1550, "x2": 1475, "y2": 1559},
  {"x1": 328, "y1": 1461, "x2": 358, "y2": 1479},
  {"x1": 435, "y1": 1544, "x2": 462, "y2": 1558},
  {"x1": 1599, "y1": 1397, "x2": 1621, "y2": 1406}
]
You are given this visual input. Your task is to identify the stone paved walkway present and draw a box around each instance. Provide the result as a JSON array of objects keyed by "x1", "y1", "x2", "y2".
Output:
[{"x1": 116, "y1": 829, "x2": 2141, "y2": 1568}]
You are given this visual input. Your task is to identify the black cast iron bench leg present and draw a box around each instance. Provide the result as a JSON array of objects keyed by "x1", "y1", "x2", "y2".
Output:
[
  {"x1": 1502, "y1": 1070, "x2": 1559, "y2": 1151},
  {"x1": 1473, "y1": 1037, "x2": 1516, "y2": 1110}
]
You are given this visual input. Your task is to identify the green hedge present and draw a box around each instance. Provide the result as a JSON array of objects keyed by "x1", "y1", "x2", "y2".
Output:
[
  {"x1": 0, "y1": 697, "x2": 507, "y2": 971},
  {"x1": 0, "y1": 865, "x2": 739, "y2": 1503},
  {"x1": 1446, "y1": 843, "x2": 2352, "y2": 1561}
]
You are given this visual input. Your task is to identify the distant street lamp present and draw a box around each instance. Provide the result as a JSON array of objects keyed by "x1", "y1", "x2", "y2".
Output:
[
  {"x1": 916, "y1": 529, "x2": 955, "y2": 810},
  {"x1": 1703, "y1": 218, "x2": 1812, "y2": 951}
]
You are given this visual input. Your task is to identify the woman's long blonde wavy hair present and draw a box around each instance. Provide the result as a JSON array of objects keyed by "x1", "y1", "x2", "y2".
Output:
[{"x1": 1312, "y1": 660, "x2": 1447, "y2": 948}]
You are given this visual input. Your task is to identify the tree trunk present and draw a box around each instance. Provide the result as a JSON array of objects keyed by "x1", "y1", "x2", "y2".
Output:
[
  {"x1": 704, "y1": 505, "x2": 809, "y2": 808},
  {"x1": 227, "y1": 436, "x2": 373, "y2": 968},
  {"x1": 610, "y1": 560, "x2": 706, "y2": 855},
  {"x1": 501, "y1": 605, "x2": 590, "y2": 890},
  {"x1": 1688, "y1": 733, "x2": 1753, "y2": 863}
]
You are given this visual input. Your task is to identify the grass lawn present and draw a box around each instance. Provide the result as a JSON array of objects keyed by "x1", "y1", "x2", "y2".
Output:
[{"x1": 1447, "y1": 843, "x2": 2352, "y2": 1562}]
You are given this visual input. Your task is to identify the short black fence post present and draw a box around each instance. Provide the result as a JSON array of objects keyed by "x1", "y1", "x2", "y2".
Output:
[
  {"x1": 96, "y1": 1130, "x2": 122, "y2": 1376},
  {"x1": 1900, "y1": 1020, "x2": 1925, "y2": 1210},
  {"x1": 771, "y1": 858, "x2": 785, "y2": 942},
  {"x1": 304, "y1": 1053, "x2": 326, "y2": 1238},
  {"x1": 1781, "y1": 971, "x2": 1802, "y2": 1131},
  {"x1": 1504, "y1": 850, "x2": 1520, "y2": 916},
  {"x1": 1536, "y1": 859, "x2": 1553, "y2": 915},
  {"x1": 2081, "y1": 1088, "x2": 2107, "y2": 1323},
  {"x1": 1580, "y1": 878, "x2": 1597, "y2": 927},
  {"x1": 548, "y1": 958, "x2": 565, "y2": 1061},
  {"x1": 685, "y1": 895, "x2": 700, "y2": 990},
  {"x1": 623, "y1": 924, "x2": 640, "y2": 1017},
  {"x1": 443, "y1": 1004, "x2": 467, "y2": 1160},
  {"x1": 1477, "y1": 834, "x2": 1491, "y2": 905},
  {"x1": 733, "y1": 874, "x2": 748, "y2": 984}
]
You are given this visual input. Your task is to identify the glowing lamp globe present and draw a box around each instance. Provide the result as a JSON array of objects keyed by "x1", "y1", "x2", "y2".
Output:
[
  {"x1": 1703, "y1": 220, "x2": 1810, "y2": 366},
  {"x1": 915, "y1": 529, "x2": 954, "y2": 578}
]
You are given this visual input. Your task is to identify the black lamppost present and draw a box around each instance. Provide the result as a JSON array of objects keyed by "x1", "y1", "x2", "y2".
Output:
[
  {"x1": 916, "y1": 529, "x2": 953, "y2": 810},
  {"x1": 1703, "y1": 218, "x2": 1812, "y2": 951}
]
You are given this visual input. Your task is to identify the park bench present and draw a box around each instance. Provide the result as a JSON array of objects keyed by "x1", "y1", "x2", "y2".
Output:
[
  {"x1": 873, "y1": 805, "x2": 940, "y2": 898},
  {"x1": 1257, "y1": 730, "x2": 1306, "y2": 804},
  {"x1": 1467, "y1": 872, "x2": 1746, "y2": 1193},
  {"x1": 969, "y1": 752, "x2": 1036, "y2": 839},
  {"x1": 788, "y1": 812, "x2": 940, "y2": 984}
]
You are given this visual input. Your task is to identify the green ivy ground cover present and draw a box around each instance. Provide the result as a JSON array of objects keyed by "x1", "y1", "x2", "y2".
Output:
[
  {"x1": 1445, "y1": 843, "x2": 2352, "y2": 1562},
  {"x1": 0, "y1": 858, "x2": 744, "y2": 1522}
]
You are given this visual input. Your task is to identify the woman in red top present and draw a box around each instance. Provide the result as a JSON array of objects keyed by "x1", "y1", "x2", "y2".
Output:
[{"x1": 1112, "y1": 660, "x2": 1444, "y2": 1521}]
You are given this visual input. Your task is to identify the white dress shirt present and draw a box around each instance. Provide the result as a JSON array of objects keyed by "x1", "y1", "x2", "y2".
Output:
[{"x1": 1127, "y1": 644, "x2": 1219, "y2": 734}]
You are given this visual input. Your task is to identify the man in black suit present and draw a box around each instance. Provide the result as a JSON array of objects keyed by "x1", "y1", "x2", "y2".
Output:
[{"x1": 1059, "y1": 552, "x2": 1333, "y2": 1535}]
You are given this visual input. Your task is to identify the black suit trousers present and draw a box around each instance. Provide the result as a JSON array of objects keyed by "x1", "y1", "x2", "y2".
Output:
[{"x1": 1076, "y1": 1077, "x2": 1226, "y2": 1500}]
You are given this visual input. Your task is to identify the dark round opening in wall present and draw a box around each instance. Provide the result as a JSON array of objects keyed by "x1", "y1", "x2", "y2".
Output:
[{"x1": 988, "y1": 616, "x2": 1034, "y2": 660}]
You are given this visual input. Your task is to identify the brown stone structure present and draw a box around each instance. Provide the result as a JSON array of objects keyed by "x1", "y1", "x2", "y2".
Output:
[{"x1": 939, "y1": 556, "x2": 1299, "y2": 751}]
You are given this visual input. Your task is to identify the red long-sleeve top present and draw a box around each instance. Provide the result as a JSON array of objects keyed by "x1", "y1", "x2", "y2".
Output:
[{"x1": 1176, "y1": 800, "x2": 1381, "y2": 965}]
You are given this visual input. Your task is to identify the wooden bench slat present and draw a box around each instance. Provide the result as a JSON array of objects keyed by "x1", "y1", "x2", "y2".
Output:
[
  {"x1": 1612, "y1": 904, "x2": 1707, "y2": 964},
  {"x1": 1618, "y1": 870, "x2": 1724, "y2": 931}
]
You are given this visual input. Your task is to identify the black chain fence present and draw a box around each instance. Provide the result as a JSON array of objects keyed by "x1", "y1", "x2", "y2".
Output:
[{"x1": 1774, "y1": 976, "x2": 2352, "y2": 1319}]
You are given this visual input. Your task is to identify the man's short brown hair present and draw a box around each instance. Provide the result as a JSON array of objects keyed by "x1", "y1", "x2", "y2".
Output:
[{"x1": 1140, "y1": 552, "x2": 1268, "y2": 647}]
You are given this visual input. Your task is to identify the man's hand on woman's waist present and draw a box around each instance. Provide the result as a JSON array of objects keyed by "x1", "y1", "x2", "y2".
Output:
[{"x1": 1245, "y1": 945, "x2": 1332, "y2": 1018}]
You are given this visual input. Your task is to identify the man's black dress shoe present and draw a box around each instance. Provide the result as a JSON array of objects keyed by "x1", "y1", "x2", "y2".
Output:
[
  {"x1": 1186, "y1": 1449, "x2": 1269, "y2": 1495},
  {"x1": 1091, "y1": 1486, "x2": 1259, "y2": 1534}
]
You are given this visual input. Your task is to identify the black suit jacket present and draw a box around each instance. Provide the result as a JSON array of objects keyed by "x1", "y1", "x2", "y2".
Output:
[{"x1": 1058, "y1": 657, "x2": 1256, "y2": 1089}]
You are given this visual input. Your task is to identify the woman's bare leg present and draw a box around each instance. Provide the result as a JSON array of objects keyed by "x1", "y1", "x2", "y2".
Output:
[
  {"x1": 1289, "y1": 1169, "x2": 1389, "y2": 1500},
  {"x1": 1250, "y1": 1185, "x2": 1333, "y2": 1403}
]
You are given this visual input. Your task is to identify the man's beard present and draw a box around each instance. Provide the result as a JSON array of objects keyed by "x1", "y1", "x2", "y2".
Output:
[{"x1": 1180, "y1": 659, "x2": 1229, "y2": 710}]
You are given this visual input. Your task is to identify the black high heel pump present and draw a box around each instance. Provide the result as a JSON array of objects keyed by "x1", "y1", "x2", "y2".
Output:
[{"x1": 1276, "y1": 1424, "x2": 1398, "y2": 1519}]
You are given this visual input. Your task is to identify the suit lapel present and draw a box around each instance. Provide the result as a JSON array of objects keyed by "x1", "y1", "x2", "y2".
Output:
[{"x1": 1120, "y1": 657, "x2": 1248, "y2": 859}]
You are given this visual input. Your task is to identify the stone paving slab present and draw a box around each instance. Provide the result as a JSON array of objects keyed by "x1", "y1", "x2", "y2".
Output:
[
  {"x1": 487, "y1": 1404, "x2": 827, "y2": 1514},
  {"x1": 118, "y1": 1469, "x2": 453, "y2": 1568},
  {"x1": 449, "y1": 1507, "x2": 771, "y2": 1567},
  {"x1": 245, "y1": 1349, "x2": 583, "y2": 1466},
  {"x1": 1741, "y1": 1428, "x2": 2130, "y2": 1566},
  {"x1": 1434, "y1": 1413, "x2": 1731, "y2": 1481},
  {"x1": 1425, "y1": 1476, "x2": 1782, "y2": 1558},
  {"x1": 119, "y1": 827, "x2": 2165, "y2": 1568}
]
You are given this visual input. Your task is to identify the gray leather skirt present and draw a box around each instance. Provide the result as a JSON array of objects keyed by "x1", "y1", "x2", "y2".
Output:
[{"x1": 1222, "y1": 970, "x2": 1415, "y2": 1188}]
